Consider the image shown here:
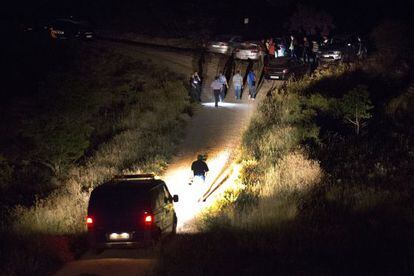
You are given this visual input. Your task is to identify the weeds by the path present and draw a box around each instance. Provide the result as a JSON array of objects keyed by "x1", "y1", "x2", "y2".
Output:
[{"x1": 159, "y1": 21, "x2": 414, "y2": 275}]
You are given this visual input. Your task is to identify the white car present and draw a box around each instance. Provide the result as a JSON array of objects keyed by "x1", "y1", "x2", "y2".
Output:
[
  {"x1": 207, "y1": 35, "x2": 243, "y2": 55},
  {"x1": 234, "y1": 42, "x2": 264, "y2": 60}
]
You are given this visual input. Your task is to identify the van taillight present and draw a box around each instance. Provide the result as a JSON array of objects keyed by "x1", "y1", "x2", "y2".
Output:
[
  {"x1": 144, "y1": 213, "x2": 153, "y2": 225},
  {"x1": 86, "y1": 216, "x2": 93, "y2": 225}
]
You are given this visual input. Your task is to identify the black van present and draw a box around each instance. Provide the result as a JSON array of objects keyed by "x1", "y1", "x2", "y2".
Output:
[{"x1": 87, "y1": 174, "x2": 178, "y2": 248}]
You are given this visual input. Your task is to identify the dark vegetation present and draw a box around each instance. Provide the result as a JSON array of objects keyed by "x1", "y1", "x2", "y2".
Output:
[
  {"x1": 159, "y1": 21, "x2": 414, "y2": 275},
  {"x1": 1, "y1": 37, "x2": 189, "y2": 207},
  {"x1": 0, "y1": 34, "x2": 192, "y2": 275}
]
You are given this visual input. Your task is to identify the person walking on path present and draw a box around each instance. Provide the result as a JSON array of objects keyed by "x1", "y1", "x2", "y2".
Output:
[
  {"x1": 189, "y1": 71, "x2": 202, "y2": 102},
  {"x1": 289, "y1": 35, "x2": 296, "y2": 58},
  {"x1": 232, "y1": 70, "x2": 243, "y2": 100},
  {"x1": 190, "y1": 154, "x2": 209, "y2": 200},
  {"x1": 247, "y1": 70, "x2": 256, "y2": 100},
  {"x1": 210, "y1": 76, "x2": 222, "y2": 107},
  {"x1": 191, "y1": 154, "x2": 209, "y2": 182},
  {"x1": 218, "y1": 72, "x2": 228, "y2": 102}
]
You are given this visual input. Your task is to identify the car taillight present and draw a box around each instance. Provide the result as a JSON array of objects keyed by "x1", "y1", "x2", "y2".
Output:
[{"x1": 86, "y1": 216, "x2": 93, "y2": 228}]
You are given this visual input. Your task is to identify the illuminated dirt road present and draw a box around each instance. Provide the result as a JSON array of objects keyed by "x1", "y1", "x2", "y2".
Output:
[{"x1": 162, "y1": 56, "x2": 268, "y2": 232}]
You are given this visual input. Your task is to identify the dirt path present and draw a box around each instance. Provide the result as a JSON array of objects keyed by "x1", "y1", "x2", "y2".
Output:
[
  {"x1": 163, "y1": 54, "x2": 267, "y2": 232},
  {"x1": 55, "y1": 43, "x2": 275, "y2": 275}
]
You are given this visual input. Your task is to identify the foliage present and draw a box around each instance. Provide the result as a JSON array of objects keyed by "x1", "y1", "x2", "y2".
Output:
[
  {"x1": 27, "y1": 116, "x2": 93, "y2": 174},
  {"x1": 1, "y1": 41, "x2": 192, "y2": 275},
  {"x1": 0, "y1": 155, "x2": 12, "y2": 190},
  {"x1": 336, "y1": 85, "x2": 374, "y2": 134},
  {"x1": 386, "y1": 84, "x2": 414, "y2": 124},
  {"x1": 367, "y1": 20, "x2": 413, "y2": 77},
  {"x1": 186, "y1": 34, "x2": 414, "y2": 274}
]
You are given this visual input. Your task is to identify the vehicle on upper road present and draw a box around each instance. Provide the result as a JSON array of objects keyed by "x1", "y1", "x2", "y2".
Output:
[
  {"x1": 206, "y1": 34, "x2": 243, "y2": 55},
  {"x1": 234, "y1": 41, "x2": 264, "y2": 60},
  {"x1": 264, "y1": 56, "x2": 310, "y2": 80},
  {"x1": 87, "y1": 174, "x2": 178, "y2": 249},
  {"x1": 317, "y1": 35, "x2": 367, "y2": 63},
  {"x1": 49, "y1": 18, "x2": 94, "y2": 40}
]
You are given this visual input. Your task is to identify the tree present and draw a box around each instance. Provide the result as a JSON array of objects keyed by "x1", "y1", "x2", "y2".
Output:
[
  {"x1": 338, "y1": 85, "x2": 374, "y2": 135},
  {"x1": 288, "y1": 4, "x2": 335, "y2": 36}
]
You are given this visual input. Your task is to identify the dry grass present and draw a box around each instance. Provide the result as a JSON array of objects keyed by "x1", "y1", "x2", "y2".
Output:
[
  {"x1": 9, "y1": 60, "x2": 191, "y2": 236},
  {"x1": 261, "y1": 150, "x2": 322, "y2": 196}
]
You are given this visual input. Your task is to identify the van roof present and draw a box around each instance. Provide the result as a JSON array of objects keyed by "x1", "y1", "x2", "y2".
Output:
[{"x1": 93, "y1": 179, "x2": 164, "y2": 193}]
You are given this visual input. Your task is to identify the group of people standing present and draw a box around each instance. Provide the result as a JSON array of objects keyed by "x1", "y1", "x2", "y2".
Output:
[
  {"x1": 209, "y1": 69, "x2": 257, "y2": 107},
  {"x1": 190, "y1": 69, "x2": 257, "y2": 107},
  {"x1": 263, "y1": 35, "x2": 322, "y2": 64},
  {"x1": 264, "y1": 38, "x2": 287, "y2": 58}
]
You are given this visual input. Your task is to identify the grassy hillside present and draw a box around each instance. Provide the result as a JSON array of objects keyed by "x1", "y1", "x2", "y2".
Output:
[
  {"x1": 0, "y1": 40, "x2": 192, "y2": 275},
  {"x1": 159, "y1": 21, "x2": 414, "y2": 275}
]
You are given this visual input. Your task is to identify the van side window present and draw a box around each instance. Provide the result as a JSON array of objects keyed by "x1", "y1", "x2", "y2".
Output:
[
  {"x1": 152, "y1": 186, "x2": 165, "y2": 210},
  {"x1": 162, "y1": 185, "x2": 171, "y2": 202},
  {"x1": 150, "y1": 188, "x2": 161, "y2": 209}
]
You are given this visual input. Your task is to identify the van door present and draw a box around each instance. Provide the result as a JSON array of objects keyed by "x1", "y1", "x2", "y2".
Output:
[
  {"x1": 161, "y1": 184, "x2": 175, "y2": 231},
  {"x1": 151, "y1": 187, "x2": 165, "y2": 232}
]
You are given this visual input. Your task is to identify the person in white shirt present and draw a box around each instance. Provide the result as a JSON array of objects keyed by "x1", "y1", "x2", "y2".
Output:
[
  {"x1": 232, "y1": 70, "x2": 243, "y2": 100},
  {"x1": 210, "y1": 76, "x2": 223, "y2": 107}
]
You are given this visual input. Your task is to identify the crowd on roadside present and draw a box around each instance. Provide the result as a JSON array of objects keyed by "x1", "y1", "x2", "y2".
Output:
[
  {"x1": 262, "y1": 34, "x2": 326, "y2": 64},
  {"x1": 261, "y1": 34, "x2": 365, "y2": 64},
  {"x1": 189, "y1": 69, "x2": 257, "y2": 107}
]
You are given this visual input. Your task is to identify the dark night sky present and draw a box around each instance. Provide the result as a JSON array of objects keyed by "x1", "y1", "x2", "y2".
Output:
[{"x1": 2, "y1": 0, "x2": 413, "y2": 35}]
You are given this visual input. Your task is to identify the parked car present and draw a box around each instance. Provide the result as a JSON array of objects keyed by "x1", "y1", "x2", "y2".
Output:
[
  {"x1": 317, "y1": 35, "x2": 366, "y2": 63},
  {"x1": 87, "y1": 174, "x2": 178, "y2": 249},
  {"x1": 49, "y1": 18, "x2": 94, "y2": 40},
  {"x1": 207, "y1": 34, "x2": 243, "y2": 55},
  {"x1": 234, "y1": 42, "x2": 264, "y2": 60},
  {"x1": 264, "y1": 56, "x2": 310, "y2": 80}
]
